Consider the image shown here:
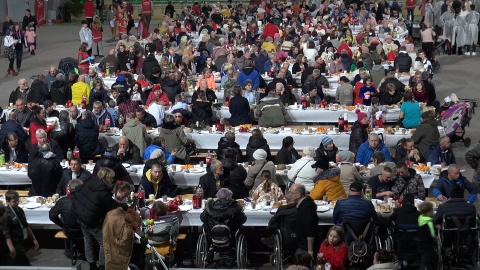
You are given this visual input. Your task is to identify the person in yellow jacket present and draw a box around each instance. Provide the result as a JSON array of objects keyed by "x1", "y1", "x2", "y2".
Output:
[
  {"x1": 71, "y1": 74, "x2": 90, "y2": 105},
  {"x1": 309, "y1": 157, "x2": 347, "y2": 201}
]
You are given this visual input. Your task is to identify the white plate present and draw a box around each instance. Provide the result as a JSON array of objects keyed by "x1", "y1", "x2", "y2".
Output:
[
  {"x1": 122, "y1": 163, "x2": 131, "y2": 168},
  {"x1": 24, "y1": 203, "x2": 42, "y2": 209},
  {"x1": 178, "y1": 204, "x2": 192, "y2": 211},
  {"x1": 327, "y1": 131, "x2": 341, "y2": 135},
  {"x1": 317, "y1": 205, "x2": 330, "y2": 212},
  {"x1": 154, "y1": 197, "x2": 173, "y2": 203},
  {"x1": 301, "y1": 132, "x2": 315, "y2": 135},
  {"x1": 0, "y1": 167, "x2": 7, "y2": 171},
  {"x1": 314, "y1": 200, "x2": 328, "y2": 206},
  {"x1": 20, "y1": 168, "x2": 27, "y2": 172},
  {"x1": 188, "y1": 168, "x2": 205, "y2": 173}
]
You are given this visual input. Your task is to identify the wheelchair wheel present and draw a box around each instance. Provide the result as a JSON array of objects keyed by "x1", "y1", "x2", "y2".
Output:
[
  {"x1": 436, "y1": 234, "x2": 443, "y2": 270},
  {"x1": 272, "y1": 232, "x2": 283, "y2": 270},
  {"x1": 195, "y1": 233, "x2": 208, "y2": 268},
  {"x1": 236, "y1": 234, "x2": 248, "y2": 269}
]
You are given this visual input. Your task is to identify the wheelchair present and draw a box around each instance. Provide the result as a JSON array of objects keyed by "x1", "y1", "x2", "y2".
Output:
[
  {"x1": 392, "y1": 222, "x2": 419, "y2": 265},
  {"x1": 436, "y1": 214, "x2": 480, "y2": 270},
  {"x1": 271, "y1": 221, "x2": 297, "y2": 270},
  {"x1": 195, "y1": 226, "x2": 248, "y2": 269}
]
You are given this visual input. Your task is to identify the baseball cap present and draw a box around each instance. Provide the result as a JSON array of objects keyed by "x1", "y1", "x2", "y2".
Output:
[{"x1": 349, "y1": 182, "x2": 363, "y2": 192}]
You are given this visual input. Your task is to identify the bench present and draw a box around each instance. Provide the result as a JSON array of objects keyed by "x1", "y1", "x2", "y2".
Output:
[
  {"x1": 0, "y1": 190, "x2": 29, "y2": 197},
  {"x1": 55, "y1": 231, "x2": 83, "y2": 266}
]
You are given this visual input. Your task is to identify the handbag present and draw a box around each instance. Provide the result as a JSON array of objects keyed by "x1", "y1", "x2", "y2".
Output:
[{"x1": 185, "y1": 142, "x2": 199, "y2": 156}]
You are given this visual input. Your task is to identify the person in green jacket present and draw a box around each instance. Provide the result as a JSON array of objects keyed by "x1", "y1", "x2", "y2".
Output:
[
  {"x1": 255, "y1": 91, "x2": 287, "y2": 128},
  {"x1": 417, "y1": 201, "x2": 437, "y2": 270}
]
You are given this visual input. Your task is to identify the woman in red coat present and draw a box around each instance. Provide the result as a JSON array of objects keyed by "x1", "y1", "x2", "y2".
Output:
[
  {"x1": 317, "y1": 225, "x2": 348, "y2": 270},
  {"x1": 77, "y1": 42, "x2": 90, "y2": 74},
  {"x1": 29, "y1": 106, "x2": 56, "y2": 145},
  {"x1": 137, "y1": 14, "x2": 149, "y2": 39}
]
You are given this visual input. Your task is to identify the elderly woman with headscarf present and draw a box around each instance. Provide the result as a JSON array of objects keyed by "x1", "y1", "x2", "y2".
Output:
[
  {"x1": 245, "y1": 149, "x2": 277, "y2": 190},
  {"x1": 337, "y1": 151, "x2": 362, "y2": 193},
  {"x1": 287, "y1": 146, "x2": 318, "y2": 192}
]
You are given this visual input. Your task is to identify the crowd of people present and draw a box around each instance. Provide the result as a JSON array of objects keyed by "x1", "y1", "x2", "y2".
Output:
[{"x1": 0, "y1": 0, "x2": 479, "y2": 268}]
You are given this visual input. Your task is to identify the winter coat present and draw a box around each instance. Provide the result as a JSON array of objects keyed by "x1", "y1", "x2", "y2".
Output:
[
  {"x1": 339, "y1": 162, "x2": 362, "y2": 192},
  {"x1": 29, "y1": 139, "x2": 64, "y2": 162},
  {"x1": 391, "y1": 168, "x2": 426, "y2": 199},
  {"x1": 103, "y1": 208, "x2": 137, "y2": 270},
  {"x1": 417, "y1": 215, "x2": 435, "y2": 252},
  {"x1": 254, "y1": 54, "x2": 270, "y2": 75},
  {"x1": 316, "y1": 143, "x2": 338, "y2": 163},
  {"x1": 411, "y1": 118, "x2": 440, "y2": 158},
  {"x1": 451, "y1": 15, "x2": 467, "y2": 47},
  {"x1": 432, "y1": 198, "x2": 477, "y2": 225},
  {"x1": 394, "y1": 52, "x2": 412, "y2": 73},
  {"x1": 310, "y1": 168, "x2": 347, "y2": 201},
  {"x1": 333, "y1": 195, "x2": 378, "y2": 225},
  {"x1": 30, "y1": 79, "x2": 49, "y2": 104},
  {"x1": 432, "y1": 170, "x2": 478, "y2": 203},
  {"x1": 192, "y1": 99, "x2": 213, "y2": 125},
  {"x1": 222, "y1": 158, "x2": 249, "y2": 199},
  {"x1": 356, "y1": 140, "x2": 392, "y2": 166},
  {"x1": 51, "y1": 120, "x2": 75, "y2": 157},
  {"x1": 0, "y1": 119, "x2": 29, "y2": 143},
  {"x1": 112, "y1": 139, "x2": 142, "y2": 165},
  {"x1": 256, "y1": 96, "x2": 287, "y2": 128},
  {"x1": 3, "y1": 140, "x2": 29, "y2": 164},
  {"x1": 199, "y1": 171, "x2": 231, "y2": 199},
  {"x1": 465, "y1": 143, "x2": 480, "y2": 185},
  {"x1": 318, "y1": 242, "x2": 348, "y2": 270},
  {"x1": 425, "y1": 143, "x2": 456, "y2": 165},
  {"x1": 464, "y1": 11, "x2": 479, "y2": 45},
  {"x1": 49, "y1": 195, "x2": 82, "y2": 237},
  {"x1": 160, "y1": 122, "x2": 190, "y2": 163},
  {"x1": 245, "y1": 159, "x2": 277, "y2": 189},
  {"x1": 200, "y1": 199, "x2": 247, "y2": 238},
  {"x1": 296, "y1": 196, "x2": 319, "y2": 251},
  {"x1": 122, "y1": 119, "x2": 148, "y2": 155},
  {"x1": 275, "y1": 147, "x2": 300, "y2": 165},
  {"x1": 380, "y1": 90, "x2": 403, "y2": 105},
  {"x1": 228, "y1": 94, "x2": 251, "y2": 127},
  {"x1": 56, "y1": 168, "x2": 93, "y2": 196},
  {"x1": 288, "y1": 157, "x2": 317, "y2": 192},
  {"x1": 139, "y1": 169, "x2": 177, "y2": 199},
  {"x1": 335, "y1": 84, "x2": 354, "y2": 105},
  {"x1": 142, "y1": 54, "x2": 161, "y2": 78},
  {"x1": 72, "y1": 177, "x2": 119, "y2": 228},
  {"x1": 246, "y1": 136, "x2": 272, "y2": 162},
  {"x1": 93, "y1": 156, "x2": 133, "y2": 184},
  {"x1": 74, "y1": 118, "x2": 105, "y2": 157},
  {"x1": 162, "y1": 78, "x2": 182, "y2": 103},
  {"x1": 349, "y1": 121, "x2": 368, "y2": 154},
  {"x1": 50, "y1": 80, "x2": 72, "y2": 105},
  {"x1": 28, "y1": 151, "x2": 63, "y2": 197},
  {"x1": 238, "y1": 67, "x2": 261, "y2": 91},
  {"x1": 191, "y1": 89, "x2": 217, "y2": 104},
  {"x1": 216, "y1": 137, "x2": 242, "y2": 162}
]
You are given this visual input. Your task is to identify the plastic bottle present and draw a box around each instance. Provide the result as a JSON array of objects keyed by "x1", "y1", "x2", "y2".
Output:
[
  {"x1": 73, "y1": 146, "x2": 80, "y2": 158},
  {"x1": 338, "y1": 114, "x2": 345, "y2": 132},
  {"x1": 118, "y1": 115, "x2": 124, "y2": 129},
  {"x1": 365, "y1": 184, "x2": 372, "y2": 200},
  {"x1": 343, "y1": 113, "x2": 349, "y2": 131},
  {"x1": 205, "y1": 150, "x2": 212, "y2": 165},
  {"x1": 0, "y1": 149, "x2": 5, "y2": 166},
  {"x1": 105, "y1": 116, "x2": 111, "y2": 127},
  {"x1": 193, "y1": 187, "x2": 200, "y2": 209},
  {"x1": 138, "y1": 185, "x2": 145, "y2": 208},
  {"x1": 66, "y1": 148, "x2": 73, "y2": 160}
]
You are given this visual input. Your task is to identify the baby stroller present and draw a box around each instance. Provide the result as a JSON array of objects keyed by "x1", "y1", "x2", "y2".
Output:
[{"x1": 440, "y1": 102, "x2": 473, "y2": 147}]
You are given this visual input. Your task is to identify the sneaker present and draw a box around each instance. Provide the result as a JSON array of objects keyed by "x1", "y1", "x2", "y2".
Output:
[
  {"x1": 17, "y1": 69, "x2": 21, "y2": 74},
  {"x1": 473, "y1": 52, "x2": 477, "y2": 56},
  {"x1": 261, "y1": 236, "x2": 274, "y2": 248}
]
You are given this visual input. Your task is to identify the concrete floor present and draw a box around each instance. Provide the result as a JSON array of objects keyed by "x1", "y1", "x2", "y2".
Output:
[{"x1": 0, "y1": 23, "x2": 479, "y2": 269}]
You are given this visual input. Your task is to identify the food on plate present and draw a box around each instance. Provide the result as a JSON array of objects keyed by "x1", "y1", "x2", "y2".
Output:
[
  {"x1": 277, "y1": 164, "x2": 287, "y2": 170},
  {"x1": 410, "y1": 129, "x2": 416, "y2": 134},
  {"x1": 236, "y1": 199, "x2": 246, "y2": 207},
  {"x1": 13, "y1": 163, "x2": 26, "y2": 169},
  {"x1": 272, "y1": 202, "x2": 281, "y2": 209},
  {"x1": 385, "y1": 127, "x2": 396, "y2": 134},
  {"x1": 266, "y1": 127, "x2": 279, "y2": 133},
  {"x1": 416, "y1": 163, "x2": 430, "y2": 172},
  {"x1": 291, "y1": 128, "x2": 303, "y2": 133},
  {"x1": 167, "y1": 201, "x2": 179, "y2": 212},
  {"x1": 316, "y1": 126, "x2": 328, "y2": 133},
  {"x1": 344, "y1": 106, "x2": 356, "y2": 111},
  {"x1": 181, "y1": 164, "x2": 194, "y2": 170},
  {"x1": 238, "y1": 125, "x2": 250, "y2": 132},
  {"x1": 19, "y1": 197, "x2": 28, "y2": 204},
  {"x1": 377, "y1": 204, "x2": 393, "y2": 212}
]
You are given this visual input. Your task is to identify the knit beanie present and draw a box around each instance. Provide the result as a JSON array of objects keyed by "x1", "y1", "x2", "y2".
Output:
[
  {"x1": 337, "y1": 151, "x2": 354, "y2": 162},
  {"x1": 355, "y1": 109, "x2": 367, "y2": 121},
  {"x1": 253, "y1": 149, "x2": 267, "y2": 160},
  {"x1": 322, "y1": 136, "x2": 333, "y2": 146}
]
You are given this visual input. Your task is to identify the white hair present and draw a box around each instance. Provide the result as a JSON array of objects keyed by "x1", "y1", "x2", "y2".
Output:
[{"x1": 302, "y1": 146, "x2": 316, "y2": 158}]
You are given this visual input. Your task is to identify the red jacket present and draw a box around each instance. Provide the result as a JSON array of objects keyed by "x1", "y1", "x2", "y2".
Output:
[
  {"x1": 318, "y1": 243, "x2": 348, "y2": 270},
  {"x1": 118, "y1": 18, "x2": 127, "y2": 35},
  {"x1": 192, "y1": 5, "x2": 201, "y2": 16},
  {"x1": 137, "y1": 20, "x2": 149, "y2": 38},
  {"x1": 261, "y1": 23, "x2": 279, "y2": 39},
  {"x1": 92, "y1": 28, "x2": 103, "y2": 42},
  {"x1": 146, "y1": 91, "x2": 171, "y2": 106},
  {"x1": 84, "y1": 1, "x2": 95, "y2": 18},
  {"x1": 142, "y1": 0, "x2": 152, "y2": 15},
  {"x1": 30, "y1": 122, "x2": 55, "y2": 145},
  {"x1": 406, "y1": 0, "x2": 416, "y2": 10},
  {"x1": 337, "y1": 44, "x2": 353, "y2": 58}
]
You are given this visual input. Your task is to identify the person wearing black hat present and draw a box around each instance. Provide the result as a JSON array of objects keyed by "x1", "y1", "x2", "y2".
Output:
[
  {"x1": 333, "y1": 181, "x2": 378, "y2": 225},
  {"x1": 309, "y1": 157, "x2": 346, "y2": 201},
  {"x1": 44, "y1": 100, "x2": 60, "y2": 118},
  {"x1": 388, "y1": 193, "x2": 420, "y2": 225}
]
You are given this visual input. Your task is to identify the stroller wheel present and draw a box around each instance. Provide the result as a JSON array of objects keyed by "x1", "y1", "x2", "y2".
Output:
[{"x1": 464, "y1": 138, "x2": 471, "y2": 147}]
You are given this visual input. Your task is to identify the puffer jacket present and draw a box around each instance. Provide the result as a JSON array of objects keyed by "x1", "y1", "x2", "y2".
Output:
[
  {"x1": 465, "y1": 143, "x2": 480, "y2": 186},
  {"x1": 425, "y1": 143, "x2": 456, "y2": 166},
  {"x1": 72, "y1": 177, "x2": 119, "y2": 228},
  {"x1": 222, "y1": 158, "x2": 248, "y2": 199},
  {"x1": 394, "y1": 52, "x2": 412, "y2": 73},
  {"x1": 332, "y1": 195, "x2": 378, "y2": 225},
  {"x1": 245, "y1": 159, "x2": 277, "y2": 189},
  {"x1": 74, "y1": 118, "x2": 105, "y2": 157},
  {"x1": 256, "y1": 96, "x2": 287, "y2": 127},
  {"x1": 287, "y1": 157, "x2": 317, "y2": 192},
  {"x1": 411, "y1": 118, "x2": 440, "y2": 158},
  {"x1": 160, "y1": 122, "x2": 189, "y2": 162},
  {"x1": 28, "y1": 151, "x2": 63, "y2": 197},
  {"x1": 432, "y1": 170, "x2": 478, "y2": 203},
  {"x1": 246, "y1": 136, "x2": 272, "y2": 162},
  {"x1": 349, "y1": 121, "x2": 368, "y2": 154},
  {"x1": 216, "y1": 137, "x2": 242, "y2": 162},
  {"x1": 103, "y1": 208, "x2": 139, "y2": 270},
  {"x1": 356, "y1": 139, "x2": 392, "y2": 166},
  {"x1": 380, "y1": 90, "x2": 403, "y2": 105},
  {"x1": 192, "y1": 99, "x2": 213, "y2": 126},
  {"x1": 51, "y1": 120, "x2": 75, "y2": 157},
  {"x1": 200, "y1": 199, "x2": 247, "y2": 238},
  {"x1": 391, "y1": 168, "x2": 426, "y2": 199},
  {"x1": 315, "y1": 143, "x2": 338, "y2": 163},
  {"x1": 162, "y1": 78, "x2": 182, "y2": 103},
  {"x1": 309, "y1": 168, "x2": 347, "y2": 201}
]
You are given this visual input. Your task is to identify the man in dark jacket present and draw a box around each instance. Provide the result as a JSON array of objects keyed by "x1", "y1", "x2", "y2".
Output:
[
  {"x1": 465, "y1": 142, "x2": 480, "y2": 188},
  {"x1": 29, "y1": 129, "x2": 64, "y2": 161},
  {"x1": 49, "y1": 179, "x2": 84, "y2": 238},
  {"x1": 199, "y1": 160, "x2": 230, "y2": 198},
  {"x1": 50, "y1": 73, "x2": 72, "y2": 105},
  {"x1": 389, "y1": 193, "x2": 420, "y2": 225},
  {"x1": 112, "y1": 137, "x2": 142, "y2": 164},
  {"x1": 411, "y1": 111, "x2": 440, "y2": 158},
  {"x1": 228, "y1": 87, "x2": 251, "y2": 127},
  {"x1": 333, "y1": 181, "x2": 378, "y2": 225},
  {"x1": 28, "y1": 143, "x2": 63, "y2": 197},
  {"x1": 44, "y1": 100, "x2": 60, "y2": 118},
  {"x1": 394, "y1": 138, "x2": 422, "y2": 164},
  {"x1": 135, "y1": 107, "x2": 157, "y2": 128},
  {"x1": 93, "y1": 148, "x2": 133, "y2": 185},
  {"x1": 432, "y1": 164, "x2": 478, "y2": 203},
  {"x1": 246, "y1": 130, "x2": 272, "y2": 162},
  {"x1": 221, "y1": 149, "x2": 248, "y2": 199},
  {"x1": 29, "y1": 74, "x2": 49, "y2": 104},
  {"x1": 56, "y1": 157, "x2": 93, "y2": 196},
  {"x1": 0, "y1": 112, "x2": 29, "y2": 143},
  {"x1": 162, "y1": 72, "x2": 182, "y2": 103},
  {"x1": 13, "y1": 99, "x2": 32, "y2": 127},
  {"x1": 216, "y1": 131, "x2": 242, "y2": 162},
  {"x1": 378, "y1": 72, "x2": 406, "y2": 94},
  {"x1": 426, "y1": 136, "x2": 456, "y2": 166},
  {"x1": 290, "y1": 184, "x2": 318, "y2": 256},
  {"x1": 138, "y1": 163, "x2": 177, "y2": 199},
  {"x1": 142, "y1": 52, "x2": 161, "y2": 78},
  {"x1": 254, "y1": 49, "x2": 269, "y2": 75},
  {"x1": 9, "y1": 78, "x2": 31, "y2": 105},
  {"x1": 74, "y1": 111, "x2": 105, "y2": 157},
  {"x1": 433, "y1": 187, "x2": 477, "y2": 226},
  {"x1": 98, "y1": 49, "x2": 120, "y2": 74},
  {"x1": 394, "y1": 46, "x2": 412, "y2": 73},
  {"x1": 3, "y1": 133, "x2": 29, "y2": 163}
]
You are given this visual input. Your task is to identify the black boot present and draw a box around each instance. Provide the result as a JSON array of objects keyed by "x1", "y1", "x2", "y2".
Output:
[
  {"x1": 89, "y1": 262, "x2": 99, "y2": 270},
  {"x1": 99, "y1": 265, "x2": 105, "y2": 270}
]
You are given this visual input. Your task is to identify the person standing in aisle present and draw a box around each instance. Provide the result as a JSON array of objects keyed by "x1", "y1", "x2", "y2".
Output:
[
  {"x1": 141, "y1": 0, "x2": 153, "y2": 29},
  {"x1": 79, "y1": 20, "x2": 93, "y2": 57},
  {"x1": 106, "y1": 5, "x2": 116, "y2": 40},
  {"x1": 92, "y1": 16, "x2": 104, "y2": 57},
  {"x1": 96, "y1": 0, "x2": 105, "y2": 22},
  {"x1": 12, "y1": 23, "x2": 24, "y2": 74},
  {"x1": 84, "y1": 0, "x2": 95, "y2": 28}
]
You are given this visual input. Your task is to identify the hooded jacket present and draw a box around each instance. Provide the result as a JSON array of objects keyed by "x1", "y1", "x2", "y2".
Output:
[
  {"x1": 50, "y1": 80, "x2": 72, "y2": 106},
  {"x1": 256, "y1": 96, "x2": 287, "y2": 128},
  {"x1": 29, "y1": 79, "x2": 49, "y2": 104},
  {"x1": 238, "y1": 67, "x2": 261, "y2": 90},
  {"x1": 417, "y1": 215, "x2": 435, "y2": 251},
  {"x1": 432, "y1": 170, "x2": 478, "y2": 203},
  {"x1": 394, "y1": 51, "x2": 412, "y2": 73},
  {"x1": 142, "y1": 54, "x2": 161, "y2": 78},
  {"x1": 51, "y1": 120, "x2": 75, "y2": 157},
  {"x1": 315, "y1": 143, "x2": 338, "y2": 163},
  {"x1": 216, "y1": 137, "x2": 242, "y2": 162},
  {"x1": 228, "y1": 94, "x2": 251, "y2": 127},
  {"x1": 162, "y1": 78, "x2": 182, "y2": 103},
  {"x1": 200, "y1": 199, "x2": 247, "y2": 238},
  {"x1": 49, "y1": 194, "x2": 82, "y2": 237},
  {"x1": 349, "y1": 121, "x2": 368, "y2": 154},
  {"x1": 356, "y1": 139, "x2": 392, "y2": 166},
  {"x1": 74, "y1": 118, "x2": 105, "y2": 156},
  {"x1": 160, "y1": 122, "x2": 189, "y2": 162},
  {"x1": 222, "y1": 158, "x2": 248, "y2": 199},
  {"x1": 192, "y1": 99, "x2": 213, "y2": 125},
  {"x1": 246, "y1": 136, "x2": 272, "y2": 162},
  {"x1": 411, "y1": 118, "x2": 440, "y2": 158},
  {"x1": 122, "y1": 119, "x2": 148, "y2": 155},
  {"x1": 309, "y1": 167, "x2": 347, "y2": 201},
  {"x1": 425, "y1": 143, "x2": 456, "y2": 166},
  {"x1": 139, "y1": 169, "x2": 177, "y2": 199},
  {"x1": 28, "y1": 151, "x2": 63, "y2": 197}
]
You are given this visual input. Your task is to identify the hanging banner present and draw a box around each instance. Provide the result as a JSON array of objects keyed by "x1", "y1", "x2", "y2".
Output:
[{"x1": 35, "y1": 0, "x2": 46, "y2": 27}]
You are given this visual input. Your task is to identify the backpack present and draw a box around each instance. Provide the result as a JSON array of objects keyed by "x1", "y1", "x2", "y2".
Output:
[
  {"x1": 210, "y1": 218, "x2": 231, "y2": 248},
  {"x1": 147, "y1": 215, "x2": 180, "y2": 245},
  {"x1": 345, "y1": 221, "x2": 371, "y2": 264}
]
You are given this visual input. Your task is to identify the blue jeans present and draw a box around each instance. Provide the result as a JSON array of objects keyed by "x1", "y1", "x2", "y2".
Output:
[
  {"x1": 81, "y1": 224, "x2": 104, "y2": 266},
  {"x1": 15, "y1": 47, "x2": 23, "y2": 70}
]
